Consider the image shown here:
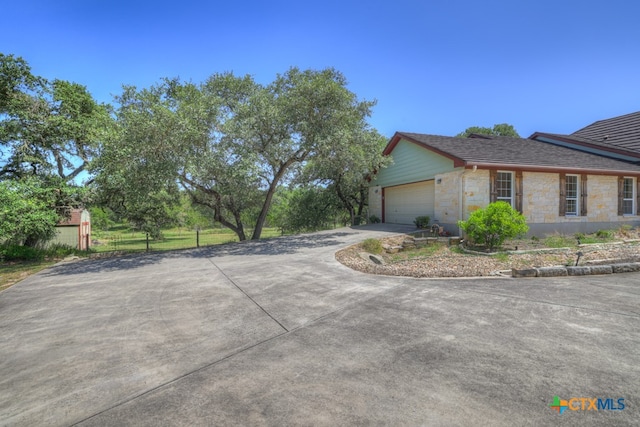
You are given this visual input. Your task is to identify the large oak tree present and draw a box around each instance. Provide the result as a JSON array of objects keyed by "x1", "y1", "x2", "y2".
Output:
[{"x1": 94, "y1": 67, "x2": 379, "y2": 240}]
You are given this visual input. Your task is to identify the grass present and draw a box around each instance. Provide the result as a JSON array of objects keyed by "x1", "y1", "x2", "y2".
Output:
[
  {"x1": 0, "y1": 261, "x2": 56, "y2": 292},
  {"x1": 388, "y1": 243, "x2": 445, "y2": 262},
  {"x1": 92, "y1": 227, "x2": 282, "y2": 253}
]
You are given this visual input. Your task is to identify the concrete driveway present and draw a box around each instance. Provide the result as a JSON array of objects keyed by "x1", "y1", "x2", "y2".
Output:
[{"x1": 1, "y1": 224, "x2": 638, "y2": 426}]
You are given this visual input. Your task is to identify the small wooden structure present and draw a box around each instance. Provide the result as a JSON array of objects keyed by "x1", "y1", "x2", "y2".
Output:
[{"x1": 52, "y1": 209, "x2": 91, "y2": 250}]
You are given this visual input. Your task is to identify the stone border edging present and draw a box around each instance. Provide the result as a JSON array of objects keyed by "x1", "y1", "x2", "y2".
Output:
[{"x1": 512, "y1": 262, "x2": 640, "y2": 278}]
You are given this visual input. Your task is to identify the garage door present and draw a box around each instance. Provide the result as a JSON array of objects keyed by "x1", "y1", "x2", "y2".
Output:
[{"x1": 384, "y1": 181, "x2": 435, "y2": 225}]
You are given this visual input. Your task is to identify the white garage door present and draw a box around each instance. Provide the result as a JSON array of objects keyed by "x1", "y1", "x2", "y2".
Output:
[{"x1": 384, "y1": 181, "x2": 435, "y2": 225}]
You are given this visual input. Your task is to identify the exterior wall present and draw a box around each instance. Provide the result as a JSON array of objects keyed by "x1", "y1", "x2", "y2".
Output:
[
  {"x1": 433, "y1": 169, "x2": 462, "y2": 231},
  {"x1": 373, "y1": 139, "x2": 455, "y2": 188},
  {"x1": 523, "y1": 173, "x2": 639, "y2": 235},
  {"x1": 455, "y1": 171, "x2": 640, "y2": 236},
  {"x1": 51, "y1": 226, "x2": 80, "y2": 248},
  {"x1": 368, "y1": 185, "x2": 382, "y2": 221}
]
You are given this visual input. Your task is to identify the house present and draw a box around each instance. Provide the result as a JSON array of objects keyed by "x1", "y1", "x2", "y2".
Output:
[
  {"x1": 50, "y1": 209, "x2": 91, "y2": 250},
  {"x1": 368, "y1": 126, "x2": 640, "y2": 235}
]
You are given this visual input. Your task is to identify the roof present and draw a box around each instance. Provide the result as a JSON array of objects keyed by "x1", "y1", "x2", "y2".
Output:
[
  {"x1": 571, "y1": 111, "x2": 640, "y2": 154},
  {"x1": 386, "y1": 132, "x2": 640, "y2": 175},
  {"x1": 529, "y1": 131, "x2": 640, "y2": 161},
  {"x1": 57, "y1": 209, "x2": 87, "y2": 226}
]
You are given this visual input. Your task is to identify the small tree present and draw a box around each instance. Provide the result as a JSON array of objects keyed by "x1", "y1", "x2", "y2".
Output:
[{"x1": 458, "y1": 202, "x2": 528, "y2": 251}]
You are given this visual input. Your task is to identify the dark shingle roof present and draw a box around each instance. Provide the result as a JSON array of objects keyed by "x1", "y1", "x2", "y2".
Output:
[
  {"x1": 571, "y1": 111, "x2": 640, "y2": 154},
  {"x1": 392, "y1": 132, "x2": 640, "y2": 174}
]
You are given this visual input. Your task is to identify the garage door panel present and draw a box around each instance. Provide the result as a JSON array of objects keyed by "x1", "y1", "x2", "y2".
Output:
[{"x1": 385, "y1": 181, "x2": 434, "y2": 225}]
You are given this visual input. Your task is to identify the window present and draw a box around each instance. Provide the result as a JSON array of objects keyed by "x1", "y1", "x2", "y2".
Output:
[
  {"x1": 622, "y1": 177, "x2": 636, "y2": 215},
  {"x1": 496, "y1": 171, "x2": 513, "y2": 206},
  {"x1": 565, "y1": 175, "x2": 579, "y2": 216},
  {"x1": 490, "y1": 170, "x2": 522, "y2": 212},
  {"x1": 559, "y1": 173, "x2": 587, "y2": 217}
]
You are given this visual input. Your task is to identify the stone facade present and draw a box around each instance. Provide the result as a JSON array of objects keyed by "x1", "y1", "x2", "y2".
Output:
[
  {"x1": 368, "y1": 185, "x2": 382, "y2": 221},
  {"x1": 428, "y1": 169, "x2": 639, "y2": 235}
]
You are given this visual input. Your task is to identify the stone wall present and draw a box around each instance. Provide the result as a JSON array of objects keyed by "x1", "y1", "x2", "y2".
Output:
[{"x1": 368, "y1": 185, "x2": 382, "y2": 220}]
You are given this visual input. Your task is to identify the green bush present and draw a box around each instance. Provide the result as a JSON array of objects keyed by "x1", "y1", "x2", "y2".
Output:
[
  {"x1": 362, "y1": 238, "x2": 383, "y2": 254},
  {"x1": 458, "y1": 202, "x2": 529, "y2": 251},
  {"x1": 0, "y1": 245, "x2": 45, "y2": 261},
  {"x1": 413, "y1": 215, "x2": 430, "y2": 229},
  {"x1": 596, "y1": 229, "x2": 614, "y2": 239},
  {"x1": 368, "y1": 215, "x2": 381, "y2": 224}
]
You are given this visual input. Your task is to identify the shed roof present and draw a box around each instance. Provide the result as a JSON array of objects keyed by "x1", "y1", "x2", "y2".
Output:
[
  {"x1": 387, "y1": 132, "x2": 640, "y2": 175},
  {"x1": 57, "y1": 209, "x2": 86, "y2": 226}
]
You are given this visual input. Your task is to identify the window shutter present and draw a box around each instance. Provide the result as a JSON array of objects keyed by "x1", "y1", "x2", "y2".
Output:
[
  {"x1": 489, "y1": 170, "x2": 497, "y2": 203},
  {"x1": 618, "y1": 176, "x2": 624, "y2": 216},
  {"x1": 580, "y1": 174, "x2": 588, "y2": 216},
  {"x1": 515, "y1": 170, "x2": 523, "y2": 213},
  {"x1": 559, "y1": 173, "x2": 566, "y2": 216}
]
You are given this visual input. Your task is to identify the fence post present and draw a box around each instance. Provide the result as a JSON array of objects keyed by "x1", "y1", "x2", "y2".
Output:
[
  {"x1": 146, "y1": 233, "x2": 150, "y2": 252},
  {"x1": 196, "y1": 228, "x2": 200, "y2": 248}
]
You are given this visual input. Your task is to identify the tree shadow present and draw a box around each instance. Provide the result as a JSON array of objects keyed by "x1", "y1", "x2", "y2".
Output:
[{"x1": 39, "y1": 225, "x2": 416, "y2": 277}]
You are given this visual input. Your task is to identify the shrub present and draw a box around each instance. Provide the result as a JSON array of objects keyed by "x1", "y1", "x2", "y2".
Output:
[
  {"x1": 368, "y1": 215, "x2": 381, "y2": 224},
  {"x1": 457, "y1": 202, "x2": 529, "y2": 251},
  {"x1": 0, "y1": 244, "x2": 45, "y2": 261},
  {"x1": 596, "y1": 229, "x2": 614, "y2": 239},
  {"x1": 362, "y1": 238, "x2": 383, "y2": 254},
  {"x1": 413, "y1": 215, "x2": 430, "y2": 229}
]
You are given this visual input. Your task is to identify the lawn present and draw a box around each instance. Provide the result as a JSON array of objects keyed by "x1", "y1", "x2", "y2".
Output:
[
  {"x1": 92, "y1": 226, "x2": 283, "y2": 253},
  {"x1": 0, "y1": 261, "x2": 56, "y2": 292}
]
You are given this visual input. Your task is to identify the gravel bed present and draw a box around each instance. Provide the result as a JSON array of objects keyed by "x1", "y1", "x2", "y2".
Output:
[{"x1": 336, "y1": 235, "x2": 640, "y2": 278}]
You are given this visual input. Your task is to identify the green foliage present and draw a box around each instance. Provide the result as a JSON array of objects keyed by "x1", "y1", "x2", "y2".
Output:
[
  {"x1": 0, "y1": 53, "x2": 111, "y2": 182},
  {"x1": 596, "y1": 229, "x2": 614, "y2": 239},
  {"x1": 92, "y1": 67, "x2": 378, "y2": 242},
  {"x1": 0, "y1": 178, "x2": 63, "y2": 246},
  {"x1": 0, "y1": 243, "x2": 87, "y2": 262},
  {"x1": 268, "y1": 186, "x2": 342, "y2": 233},
  {"x1": 368, "y1": 215, "x2": 381, "y2": 224},
  {"x1": 362, "y1": 238, "x2": 383, "y2": 254},
  {"x1": 89, "y1": 207, "x2": 116, "y2": 231},
  {"x1": 543, "y1": 235, "x2": 573, "y2": 248},
  {"x1": 0, "y1": 244, "x2": 45, "y2": 261},
  {"x1": 413, "y1": 215, "x2": 430, "y2": 228},
  {"x1": 458, "y1": 202, "x2": 529, "y2": 251},
  {"x1": 456, "y1": 123, "x2": 520, "y2": 138}
]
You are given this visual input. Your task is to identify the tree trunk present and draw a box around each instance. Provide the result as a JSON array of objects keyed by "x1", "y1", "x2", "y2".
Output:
[{"x1": 251, "y1": 156, "x2": 302, "y2": 240}]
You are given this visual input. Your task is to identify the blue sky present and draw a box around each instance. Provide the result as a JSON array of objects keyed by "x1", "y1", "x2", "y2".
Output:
[{"x1": 4, "y1": 0, "x2": 640, "y2": 138}]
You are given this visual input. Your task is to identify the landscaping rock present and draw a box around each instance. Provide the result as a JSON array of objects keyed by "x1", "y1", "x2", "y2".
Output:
[
  {"x1": 359, "y1": 252, "x2": 385, "y2": 265},
  {"x1": 589, "y1": 265, "x2": 613, "y2": 275},
  {"x1": 566, "y1": 266, "x2": 591, "y2": 276},
  {"x1": 512, "y1": 268, "x2": 537, "y2": 278},
  {"x1": 536, "y1": 267, "x2": 568, "y2": 277},
  {"x1": 612, "y1": 263, "x2": 640, "y2": 273}
]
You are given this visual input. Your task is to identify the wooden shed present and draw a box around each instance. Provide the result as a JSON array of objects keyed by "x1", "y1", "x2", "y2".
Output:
[{"x1": 52, "y1": 209, "x2": 91, "y2": 250}]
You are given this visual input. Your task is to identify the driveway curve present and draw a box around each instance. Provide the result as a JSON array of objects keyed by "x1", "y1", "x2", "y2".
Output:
[{"x1": 1, "y1": 224, "x2": 638, "y2": 426}]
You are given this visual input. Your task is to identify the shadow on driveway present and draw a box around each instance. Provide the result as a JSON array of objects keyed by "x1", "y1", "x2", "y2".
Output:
[{"x1": 38, "y1": 225, "x2": 414, "y2": 277}]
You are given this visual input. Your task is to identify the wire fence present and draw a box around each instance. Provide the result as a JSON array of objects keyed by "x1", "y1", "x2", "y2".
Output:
[{"x1": 90, "y1": 228, "x2": 283, "y2": 254}]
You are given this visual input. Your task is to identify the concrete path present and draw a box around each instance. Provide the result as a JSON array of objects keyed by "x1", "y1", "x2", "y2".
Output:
[{"x1": 0, "y1": 224, "x2": 638, "y2": 426}]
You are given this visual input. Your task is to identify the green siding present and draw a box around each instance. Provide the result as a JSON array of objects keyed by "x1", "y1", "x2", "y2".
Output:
[{"x1": 373, "y1": 139, "x2": 455, "y2": 187}]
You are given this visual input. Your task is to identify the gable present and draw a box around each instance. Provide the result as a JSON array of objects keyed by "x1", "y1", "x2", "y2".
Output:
[{"x1": 374, "y1": 138, "x2": 456, "y2": 188}]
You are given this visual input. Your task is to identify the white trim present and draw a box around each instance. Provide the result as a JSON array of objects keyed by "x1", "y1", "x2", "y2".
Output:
[
  {"x1": 622, "y1": 177, "x2": 636, "y2": 216},
  {"x1": 496, "y1": 171, "x2": 514, "y2": 207},
  {"x1": 565, "y1": 174, "x2": 580, "y2": 216}
]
